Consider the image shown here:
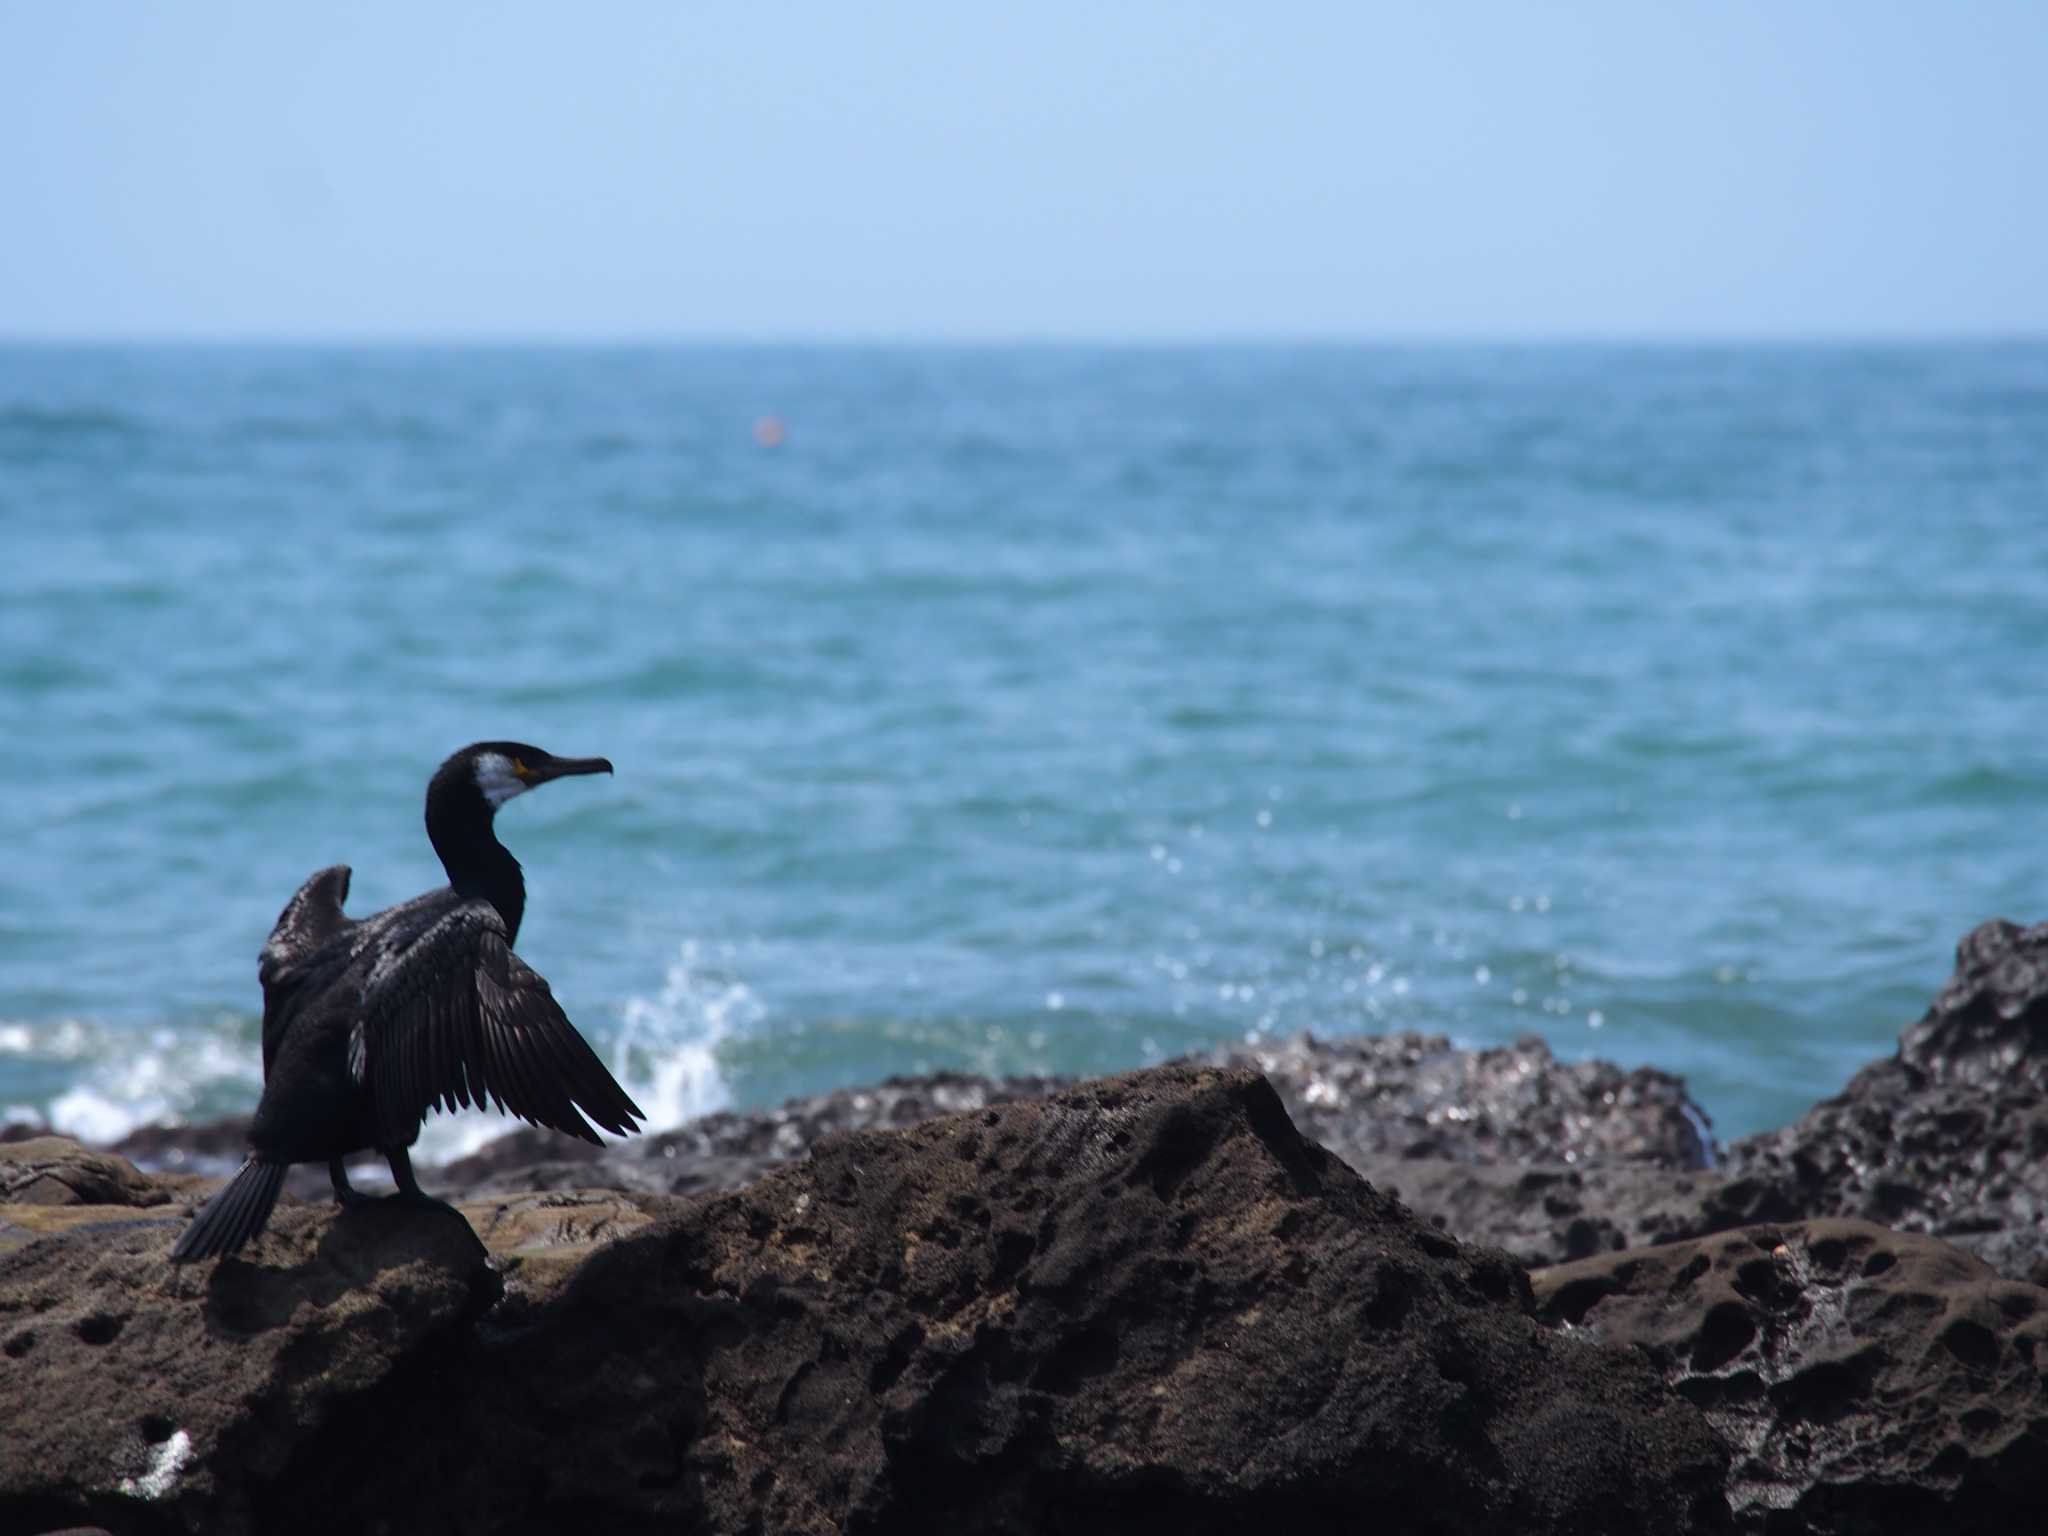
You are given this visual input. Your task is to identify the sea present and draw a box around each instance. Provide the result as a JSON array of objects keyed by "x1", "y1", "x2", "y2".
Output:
[{"x1": 3, "y1": 342, "x2": 2045, "y2": 1161}]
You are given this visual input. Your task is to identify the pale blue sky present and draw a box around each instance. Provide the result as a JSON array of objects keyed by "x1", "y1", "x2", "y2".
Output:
[{"x1": 1, "y1": 1, "x2": 2041, "y2": 340}]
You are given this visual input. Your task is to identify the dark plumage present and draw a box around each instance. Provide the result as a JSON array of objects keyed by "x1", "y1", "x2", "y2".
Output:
[{"x1": 170, "y1": 742, "x2": 644, "y2": 1263}]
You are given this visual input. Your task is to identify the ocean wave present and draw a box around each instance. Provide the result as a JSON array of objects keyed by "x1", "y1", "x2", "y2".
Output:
[
  {"x1": 0, "y1": 403, "x2": 146, "y2": 438},
  {"x1": 0, "y1": 1017, "x2": 102, "y2": 1063},
  {"x1": 0, "y1": 1016, "x2": 263, "y2": 1144},
  {"x1": 614, "y1": 940, "x2": 758, "y2": 1125}
]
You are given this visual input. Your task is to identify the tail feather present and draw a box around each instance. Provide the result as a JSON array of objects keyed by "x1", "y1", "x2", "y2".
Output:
[{"x1": 168, "y1": 1158, "x2": 289, "y2": 1264}]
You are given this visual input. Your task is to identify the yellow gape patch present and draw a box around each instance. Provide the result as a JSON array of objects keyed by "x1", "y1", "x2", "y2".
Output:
[{"x1": 472, "y1": 751, "x2": 527, "y2": 808}]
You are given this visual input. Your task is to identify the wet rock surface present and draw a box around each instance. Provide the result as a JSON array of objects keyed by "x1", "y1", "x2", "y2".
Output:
[
  {"x1": 1531, "y1": 1220, "x2": 2048, "y2": 1534},
  {"x1": 4, "y1": 1067, "x2": 1732, "y2": 1536},
  {"x1": 1220, "y1": 1030, "x2": 1715, "y2": 1170},
  {"x1": 1227, "y1": 1033, "x2": 1730, "y2": 1268},
  {"x1": 1715, "y1": 920, "x2": 2048, "y2": 1285}
]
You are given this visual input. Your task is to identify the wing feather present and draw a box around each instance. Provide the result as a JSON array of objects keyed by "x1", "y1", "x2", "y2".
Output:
[
  {"x1": 259, "y1": 865, "x2": 353, "y2": 991},
  {"x1": 259, "y1": 865, "x2": 356, "y2": 1075},
  {"x1": 358, "y1": 899, "x2": 645, "y2": 1146}
]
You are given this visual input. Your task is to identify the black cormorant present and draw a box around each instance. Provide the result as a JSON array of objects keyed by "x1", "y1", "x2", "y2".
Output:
[{"x1": 169, "y1": 742, "x2": 645, "y2": 1263}]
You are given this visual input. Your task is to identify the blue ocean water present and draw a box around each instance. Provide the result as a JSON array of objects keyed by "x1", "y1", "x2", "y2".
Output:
[{"x1": 3, "y1": 343, "x2": 2045, "y2": 1157}]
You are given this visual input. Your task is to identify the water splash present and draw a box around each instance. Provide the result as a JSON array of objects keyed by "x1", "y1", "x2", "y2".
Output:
[
  {"x1": 23, "y1": 1018, "x2": 261, "y2": 1144},
  {"x1": 0, "y1": 943, "x2": 761, "y2": 1161},
  {"x1": 613, "y1": 939, "x2": 760, "y2": 1128}
]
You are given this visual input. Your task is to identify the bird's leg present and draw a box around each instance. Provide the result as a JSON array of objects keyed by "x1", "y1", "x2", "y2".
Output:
[
  {"x1": 383, "y1": 1146, "x2": 457, "y2": 1212},
  {"x1": 330, "y1": 1158, "x2": 377, "y2": 1208}
]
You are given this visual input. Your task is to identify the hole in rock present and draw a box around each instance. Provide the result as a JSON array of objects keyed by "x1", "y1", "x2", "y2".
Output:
[{"x1": 76, "y1": 1314, "x2": 124, "y2": 1346}]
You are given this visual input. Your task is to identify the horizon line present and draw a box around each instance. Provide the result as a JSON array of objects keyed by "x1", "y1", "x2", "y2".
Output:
[{"x1": 3, "y1": 328, "x2": 2046, "y2": 350}]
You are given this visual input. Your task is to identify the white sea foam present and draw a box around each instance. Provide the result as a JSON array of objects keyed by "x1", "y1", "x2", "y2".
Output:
[
  {"x1": 0, "y1": 1016, "x2": 99, "y2": 1061},
  {"x1": 5, "y1": 942, "x2": 758, "y2": 1161},
  {"x1": 41, "y1": 1022, "x2": 261, "y2": 1146},
  {"x1": 613, "y1": 938, "x2": 756, "y2": 1127}
]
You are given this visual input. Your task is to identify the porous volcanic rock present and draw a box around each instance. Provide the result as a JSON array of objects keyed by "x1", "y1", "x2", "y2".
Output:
[
  {"x1": 1531, "y1": 1219, "x2": 2048, "y2": 1534},
  {"x1": 13, "y1": 1066, "x2": 1735, "y2": 1535},
  {"x1": 1351, "y1": 1157, "x2": 1730, "y2": 1268},
  {"x1": 0, "y1": 1187, "x2": 497, "y2": 1534},
  {"x1": 418, "y1": 1032, "x2": 1721, "y2": 1271},
  {"x1": 457, "y1": 1187, "x2": 666, "y2": 1313},
  {"x1": 436, "y1": 1068, "x2": 1074, "y2": 1199},
  {"x1": 1218, "y1": 1031, "x2": 1715, "y2": 1169},
  {"x1": 1225, "y1": 1033, "x2": 1728, "y2": 1268},
  {"x1": 109, "y1": 1035, "x2": 1723, "y2": 1273},
  {"x1": 295, "y1": 1064, "x2": 1732, "y2": 1534},
  {"x1": 1717, "y1": 920, "x2": 2048, "y2": 1283}
]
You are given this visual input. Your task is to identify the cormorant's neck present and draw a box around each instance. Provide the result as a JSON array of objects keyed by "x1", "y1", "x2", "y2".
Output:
[{"x1": 426, "y1": 794, "x2": 527, "y2": 944}]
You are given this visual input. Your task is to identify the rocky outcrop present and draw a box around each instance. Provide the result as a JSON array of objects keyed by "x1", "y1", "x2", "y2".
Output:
[
  {"x1": 18, "y1": 916, "x2": 2048, "y2": 1531},
  {"x1": 0, "y1": 1136, "x2": 192, "y2": 1210},
  {"x1": 432, "y1": 1031, "x2": 1722, "y2": 1270},
  {"x1": 1716, "y1": 920, "x2": 2048, "y2": 1284},
  {"x1": 1226, "y1": 1032, "x2": 1725, "y2": 1267},
  {"x1": 0, "y1": 1161, "x2": 497, "y2": 1535},
  {"x1": 435, "y1": 1067, "x2": 1076, "y2": 1199},
  {"x1": 1349, "y1": 1157, "x2": 1730, "y2": 1267},
  {"x1": 1531, "y1": 1220, "x2": 2048, "y2": 1534},
  {"x1": 4, "y1": 1066, "x2": 1732, "y2": 1536},
  {"x1": 105, "y1": 1030, "x2": 1724, "y2": 1271},
  {"x1": 1393, "y1": 920, "x2": 2048, "y2": 1282},
  {"x1": 1222, "y1": 1030, "x2": 1714, "y2": 1169}
]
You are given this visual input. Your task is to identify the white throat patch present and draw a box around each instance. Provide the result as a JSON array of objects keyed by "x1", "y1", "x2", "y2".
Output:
[{"x1": 473, "y1": 752, "x2": 529, "y2": 809}]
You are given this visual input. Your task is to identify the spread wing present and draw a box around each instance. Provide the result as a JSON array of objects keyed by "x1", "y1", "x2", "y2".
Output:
[
  {"x1": 350, "y1": 898, "x2": 645, "y2": 1147},
  {"x1": 259, "y1": 865, "x2": 355, "y2": 1073}
]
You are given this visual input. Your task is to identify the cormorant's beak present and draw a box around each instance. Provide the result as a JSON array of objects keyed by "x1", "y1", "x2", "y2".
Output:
[{"x1": 521, "y1": 755, "x2": 614, "y2": 786}]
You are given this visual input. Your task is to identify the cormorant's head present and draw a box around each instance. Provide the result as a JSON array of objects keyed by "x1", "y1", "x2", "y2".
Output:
[{"x1": 441, "y1": 741, "x2": 615, "y2": 812}]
